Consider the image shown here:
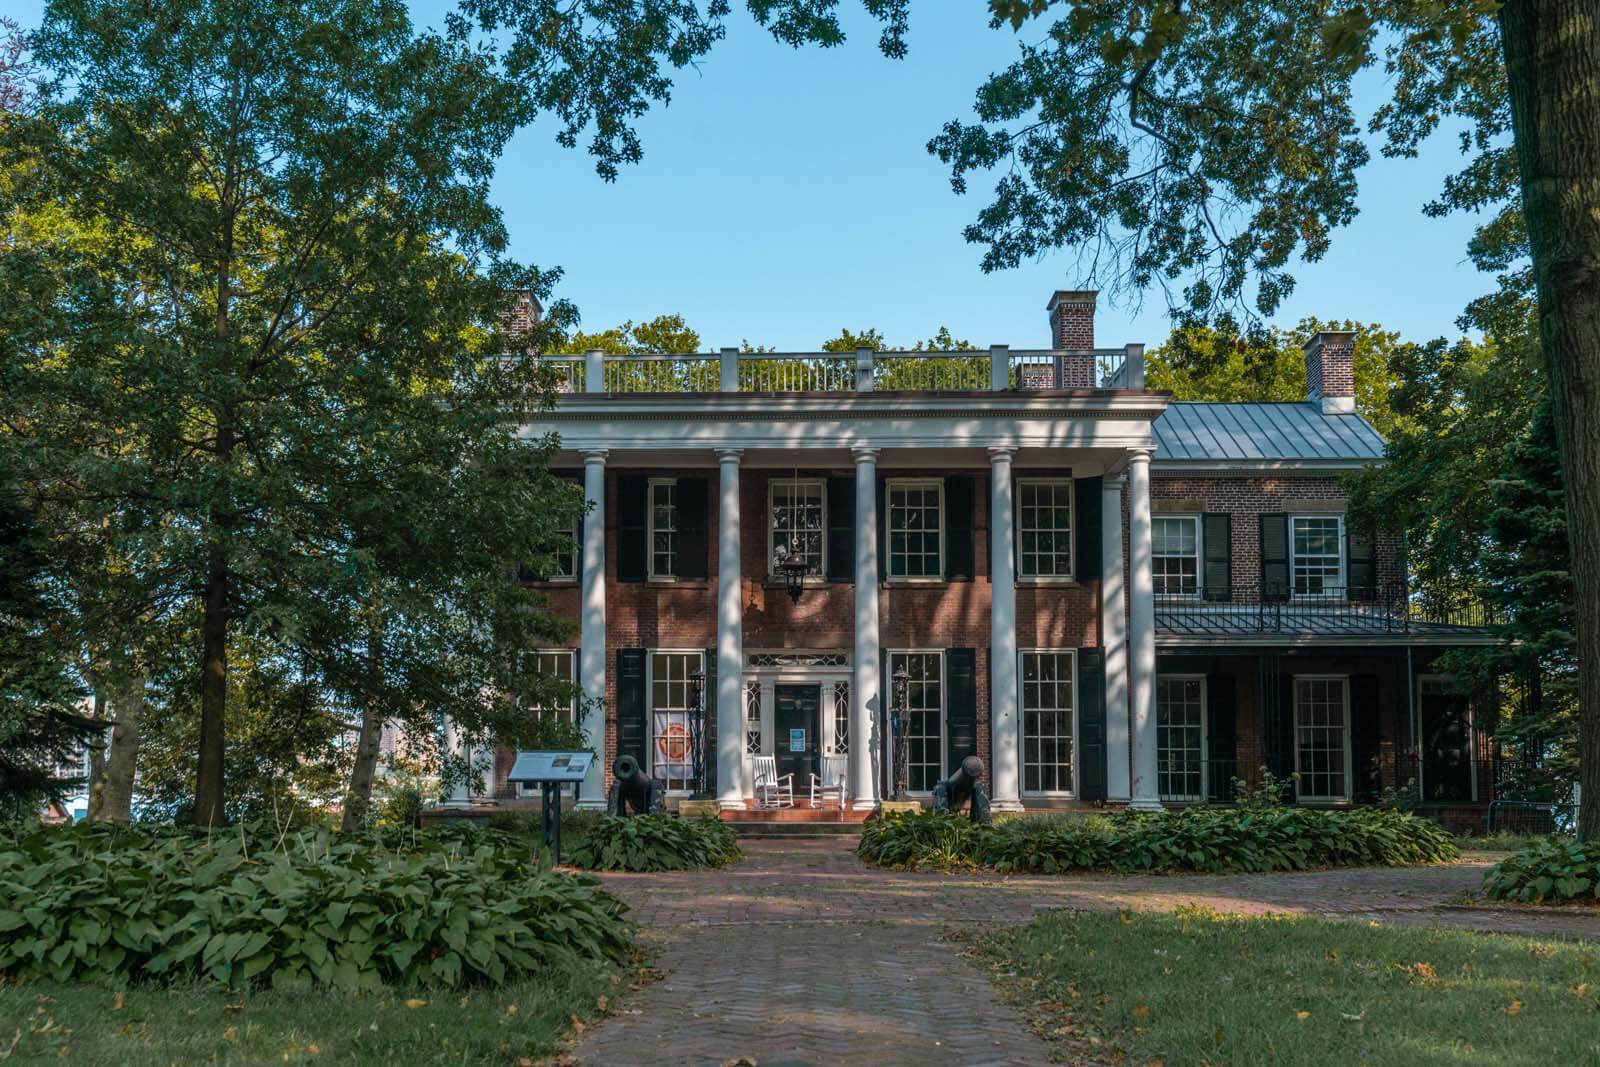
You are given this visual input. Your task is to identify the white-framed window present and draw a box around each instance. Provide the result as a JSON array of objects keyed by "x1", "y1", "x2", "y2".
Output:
[
  {"x1": 525, "y1": 650, "x2": 577, "y2": 723},
  {"x1": 648, "y1": 479, "x2": 679, "y2": 580},
  {"x1": 1152, "y1": 515, "x2": 1201, "y2": 597},
  {"x1": 1021, "y1": 649, "x2": 1076, "y2": 795},
  {"x1": 888, "y1": 650, "x2": 944, "y2": 791},
  {"x1": 887, "y1": 480, "x2": 944, "y2": 580},
  {"x1": 649, "y1": 650, "x2": 704, "y2": 791},
  {"x1": 1017, "y1": 479, "x2": 1074, "y2": 579},
  {"x1": 1294, "y1": 675, "x2": 1351, "y2": 802},
  {"x1": 769, "y1": 478, "x2": 826, "y2": 577},
  {"x1": 549, "y1": 517, "x2": 580, "y2": 581},
  {"x1": 1290, "y1": 515, "x2": 1344, "y2": 597},
  {"x1": 1157, "y1": 676, "x2": 1206, "y2": 801}
]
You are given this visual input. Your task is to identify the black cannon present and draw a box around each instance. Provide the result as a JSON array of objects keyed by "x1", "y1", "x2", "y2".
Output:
[
  {"x1": 607, "y1": 754, "x2": 662, "y2": 817},
  {"x1": 931, "y1": 755, "x2": 992, "y2": 823}
]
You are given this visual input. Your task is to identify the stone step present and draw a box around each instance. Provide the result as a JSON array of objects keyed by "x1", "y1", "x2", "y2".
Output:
[{"x1": 730, "y1": 820, "x2": 863, "y2": 838}]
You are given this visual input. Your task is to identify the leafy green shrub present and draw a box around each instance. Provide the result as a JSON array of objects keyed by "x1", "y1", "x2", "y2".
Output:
[
  {"x1": 0, "y1": 823, "x2": 631, "y2": 989},
  {"x1": 859, "y1": 807, "x2": 1458, "y2": 874},
  {"x1": 1482, "y1": 839, "x2": 1599, "y2": 904},
  {"x1": 565, "y1": 815, "x2": 739, "y2": 872}
]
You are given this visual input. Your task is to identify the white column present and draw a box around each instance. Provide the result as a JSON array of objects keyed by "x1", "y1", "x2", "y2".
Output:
[
  {"x1": 1102, "y1": 474, "x2": 1131, "y2": 801},
  {"x1": 577, "y1": 448, "x2": 608, "y2": 808},
  {"x1": 716, "y1": 449, "x2": 745, "y2": 809},
  {"x1": 441, "y1": 717, "x2": 471, "y2": 807},
  {"x1": 987, "y1": 446, "x2": 1023, "y2": 810},
  {"x1": 851, "y1": 446, "x2": 881, "y2": 809},
  {"x1": 1126, "y1": 448, "x2": 1162, "y2": 810}
]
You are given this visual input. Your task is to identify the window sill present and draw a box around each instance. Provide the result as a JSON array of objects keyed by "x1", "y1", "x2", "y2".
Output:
[
  {"x1": 646, "y1": 577, "x2": 711, "y2": 586},
  {"x1": 1017, "y1": 576, "x2": 1081, "y2": 586},
  {"x1": 883, "y1": 577, "x2": 947, "y2": 585}
]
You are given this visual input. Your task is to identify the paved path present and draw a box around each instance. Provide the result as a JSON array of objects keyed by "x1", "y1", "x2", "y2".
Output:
[{"x1": 570, "y1": 841, "x2": 1600, "y2": 1066}]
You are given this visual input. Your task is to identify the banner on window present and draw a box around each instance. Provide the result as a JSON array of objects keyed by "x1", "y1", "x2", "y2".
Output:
[{"x1": 653, "y1": 712, "x2": 693, "y2": 780}]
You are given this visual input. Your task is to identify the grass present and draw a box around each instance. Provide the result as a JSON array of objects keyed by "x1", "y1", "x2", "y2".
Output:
[
  {"x1": 972, "y1": 907, "x2": 1600, "y2": 1066},
  {"x1": 1456, "y1": 832, "x2": 1570, "y2": 854},
  {"x1": 0, "y1": 957, "x2": 630, "y2": 1065}
]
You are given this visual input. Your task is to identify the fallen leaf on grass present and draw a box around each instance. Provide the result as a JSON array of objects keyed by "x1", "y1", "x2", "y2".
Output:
[
  {"x1": 1505, "y1": 1001, "x2": 1522, "y2": 1016},
  {"x1": 596, "y1": 995, "x2": 609, "y2": 1011},
  {"x1": 569, "y1": 1014, "x2": 586, "y2": 1035},
  {"x1": 222, "y1": 1027, "x2": 237, "y2": 1042},
  {"x1": 1132, "y1": 1005, "x2": 1150, "y2": 1021},
  {"x1": 403, "y1": 999, "x2": 427, "y2": 1010},
  {"x1": 1295, "y1": 1011, "x2": 1310, "y2": 1020},
  {"x1": 112, "y1": 992, "x2": 125, "y2": 1012}
]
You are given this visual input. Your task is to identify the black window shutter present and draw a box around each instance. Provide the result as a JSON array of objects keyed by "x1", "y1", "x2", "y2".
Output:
[
  {"x1": 946, "y1": 648, "x2": 978, "y2": 772},
  {"x1": 1347, "y1": 525, "x2": 1376, "y2": 602},
  {"x1": 1349, "y1": 674, "x2": 1380, "y2": 802},
  {"x1": 616, "y1": 475, "x2": 647, "y2": 582},
  {"x1": 675, "y1": 477, "x2": 709, "y2": 580},
  {"x1": 1275, "y1": 675, "x2": 1297, "y2": 788},
  {"x1": 617, "y1": 649, "x2": 647, "y2": 767},
  {"x1": 877, "y1": 476, "x2": 888, "y2": 581},
  {"x1": 1260, "y1": 513, "x2": 1290, "y2": 602},
  {"x1": 1203, "y1": 513, "x2": 1232, "y2": 602},
  {"x1": 826, "y1": 476, "x2": 855, "y2": 582},
  {"x1": 946, "y1": 476, "x2": 975, "y2": 581},
  {"x1": 703, "y1": 648, "x2": 718, "y2": 795},
  {"x1": 1205, "y1": 674, "x2": 1238, "y2": 801},
  {"x1": 1075, "y1": 475, "x2": 1102, "y2": 581},
  {"x1": 1077, "y1": 649, "x2": 1107, "y2": 801}
]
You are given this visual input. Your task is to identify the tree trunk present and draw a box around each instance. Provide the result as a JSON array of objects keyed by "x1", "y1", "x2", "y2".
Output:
[
  {"x1": 1499, "y1": 0, "x2": 1600, "y2": 840},
  {"x1": 95, "y1": 678, "x2": 143, "y2": 824},
  {"x1": 340, "y1": 620, "x2": 387, "y2": 832},
  {"x1": 86, "y1": 690, "x2": 107, "y2": 821},
  {"x1": 194, "y1": 541, "x2": 229, "y2": 826}
]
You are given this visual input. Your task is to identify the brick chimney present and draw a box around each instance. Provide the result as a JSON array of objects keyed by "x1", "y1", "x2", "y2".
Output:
[
  {"x1": 505, "y1": 288, "x2": 542, "y2": 343},
  {"x1": 1303, "y1": 330, "x2": 1356, "y2": 414},
  {"x1": 1047, "y1": 290, "x2": 1097, "y2": 388}
]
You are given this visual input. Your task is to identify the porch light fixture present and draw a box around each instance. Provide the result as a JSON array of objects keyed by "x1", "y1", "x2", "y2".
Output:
[
  {"x1": 773, "y1": 543, "x2": 810, "y2": 605},
  {"x1": 891, "y1": 665, "x2": 911, "y2": 801},
  {"x1": 687, "y1": 666, "x2": 708, "y2": 798}
]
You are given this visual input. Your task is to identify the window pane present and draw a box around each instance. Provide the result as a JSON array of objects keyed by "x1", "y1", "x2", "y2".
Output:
[
  {"x1": 650, "y1": 652, "x2": 703, "y2": 790},
  {"x1": 890, "y1": 651, "x2": 943, "y2": 792},
  {"x1": 1021, "y1": 651, "x2": 1075, "y2": 793},
  {"x1": 888, "y1": 483, "x2": 942, "y2": 579},
  {"x1": 1294, "y1": 677, "x2": 1348, "y2": 800},
  {"x1": 1018, "y1": 481, "x2": 1073, "y2": 577},
  {"x1": 650, "y1": 482, "x2": 678, "y2": 578},
  {"x1": 1152, "y1": 517, "x2": 1200, "y2": 596},
  {"x1": 1291, "y1": 516, "x2": 1343, "y2": 597},
  {"x1": 770, "y1": 480, "x2": 825, "y2": 576},
  {"x1": 1157, "y1": 677, "x2": 1205, "y2": 800}
]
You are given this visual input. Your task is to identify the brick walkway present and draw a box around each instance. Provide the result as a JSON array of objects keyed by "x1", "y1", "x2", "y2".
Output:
[{"x1": 570, "y1": 840, "x2": 1600, "y2": 1065}]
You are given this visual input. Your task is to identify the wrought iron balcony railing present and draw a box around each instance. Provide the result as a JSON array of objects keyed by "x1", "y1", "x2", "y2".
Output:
[
  {"x1": 533, "y1": 344, "x2": 1146, "y2": 395},
  {"x1": 1155, "y1": 580, "x2": 1498, "y2": 637}
]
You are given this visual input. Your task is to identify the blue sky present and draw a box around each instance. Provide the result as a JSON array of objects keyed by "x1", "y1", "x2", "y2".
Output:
[{"x1": 16, "y1": 1, "x2": 1494, "y2": 351}]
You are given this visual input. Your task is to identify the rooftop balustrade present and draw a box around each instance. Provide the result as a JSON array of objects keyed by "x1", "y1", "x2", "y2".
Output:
[{"x1": 537, "y1": 344, "x2": 1146, "y2": 395}]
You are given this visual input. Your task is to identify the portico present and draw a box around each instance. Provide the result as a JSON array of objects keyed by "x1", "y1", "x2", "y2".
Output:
[{"x1": 527, "y1": 357, "x2": 1166, "y2": 810}]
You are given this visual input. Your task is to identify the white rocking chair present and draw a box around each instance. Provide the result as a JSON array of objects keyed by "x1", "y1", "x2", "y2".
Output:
[
  {"x1": 809, "y1": 754, "x2": 849, "y2": 811},
  {"x1": 752, "y1": 755, "x2": 795, "y2": 809}
]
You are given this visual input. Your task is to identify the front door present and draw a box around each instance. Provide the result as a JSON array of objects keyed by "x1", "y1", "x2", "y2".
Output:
[
  {"x1": 774, "y1": 684, "x2": 820, "y2": 787},
  {"x1": 1421, "y1": 689, "x2": 1473, "y2": 802}
]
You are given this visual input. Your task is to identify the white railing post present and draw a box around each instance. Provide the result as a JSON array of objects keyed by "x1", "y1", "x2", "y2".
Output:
[
  {"x1": 855, "y1": 346, "x2": 875, "y2": 391},
  {"x1": 989, "y1": 344, "x2": 1010, "y2": 391},
  {"x1": 1122, "y1": 343, "x2": 1145, "y2": 389},
  {"x1": 720, "y1": 347, "x2": 740, "y2": 393},
  {"x1": 584, "y1": 349, "x2": 604, "y2": 393}
]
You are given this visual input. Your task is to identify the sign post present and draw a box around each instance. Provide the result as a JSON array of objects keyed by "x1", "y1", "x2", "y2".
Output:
[{"x1": 506, "y1": 751, "x2": 595, "y2": 865}]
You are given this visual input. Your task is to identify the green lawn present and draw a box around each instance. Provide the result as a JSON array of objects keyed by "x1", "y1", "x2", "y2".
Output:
[
  {"x1": 972, "y1": 907, "x2": 1600, "y2": 1066},
  {"x1": 0, "y1": 958, "x2": 627, "y2": 1065}
]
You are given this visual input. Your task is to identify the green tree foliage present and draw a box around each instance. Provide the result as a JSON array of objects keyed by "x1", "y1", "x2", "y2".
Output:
[
  {"x1": 551, "y1": 314, "x2": 702, "y2": 355},
  {"x1": 2, "y1": 0, "x2": 584, "y2": 824},
  {"x1": 1147, "y1": 316, "x2": 1404, "y2": 437},
  {"x1": 821, "y1": 327, "x2": 889, "y2": 352}
]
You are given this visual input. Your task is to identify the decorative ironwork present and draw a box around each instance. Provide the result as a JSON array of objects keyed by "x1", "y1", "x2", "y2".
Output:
[
  {"x1": 744, "y1": 680, "x2": 762, "y2": 755},
  {"x1": 891, "y1": 665, "x2": 911, "y2": 801},
  {"x1": 774, "y1": 544, "x2": 810, "y2": 605},
  {"x1": 832, "y1": 680, "x2": 850, "y2": 754},
  {"x1": 747, "y1": 652, "x2": 848, "y2": 668},
  {"x1": 687, "y1": 667, "x2": 708, "y2": 798},
  {"x1": 1154, "y1": 581, "x2": 1497, "y2": 637}
]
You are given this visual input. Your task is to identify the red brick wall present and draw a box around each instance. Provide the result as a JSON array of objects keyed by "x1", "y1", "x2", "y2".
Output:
[
  {"x1": 1305, "y1": 333, "x2": 1355, "y2": 401},
  {"x1": 1147, "y1": 474, "x2": 1403, "y2": 595},
  {"x1": 506, "y1": 466, "x2": 1103, "y2": 794}
]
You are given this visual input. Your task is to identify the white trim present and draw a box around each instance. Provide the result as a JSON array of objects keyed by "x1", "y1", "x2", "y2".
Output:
[
  {"x1": 885, "y1": 478, "x2": 946, "y2": 581},
  {"x1": 1015, "y1": 478, "x2": 1075, "y2": 580},
  {"x1": 1151, "y1": 513, "x2": 1203, "y2": 599},
  {"x1": 887, "y1": 648, "x2": 947, "y2": 794},
  {"x1": 647, "y1": 477, "x2": 680, "y2": 582},
  {"x1": 1018, "y1": 647, "x2": 1079, "y2": 799},
  {"x1": 1292, "y1": 674, "x2": 1353, "y2": 803},
  {"x1": 1289, "y1": 514, "x2": 1346, "y2": 598},
  {"x1": 767, "y1": 477, "x2": 828, "y2": 579},
  {"x1": 1155, "y1": 674, "x2": 1208, "y2": 802}
]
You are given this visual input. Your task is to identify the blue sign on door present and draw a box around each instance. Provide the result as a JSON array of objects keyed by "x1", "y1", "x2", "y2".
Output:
[{"x1": 789, "y1": 728, "x2": 806, "y2": 752}]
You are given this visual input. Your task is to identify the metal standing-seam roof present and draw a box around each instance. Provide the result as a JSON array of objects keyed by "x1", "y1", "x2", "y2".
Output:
[{"x1": 1151, "y1": 402, "x2": 1386, "y2": 463}]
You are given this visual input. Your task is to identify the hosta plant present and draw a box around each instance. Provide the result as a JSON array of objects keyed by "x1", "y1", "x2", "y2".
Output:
[
  {"x1": 860, "y1": 807, "x2": 1458, "y2": 874},
  {"x1": 564, "y1": 815, "x2": 739, "y2": 872},
  {"x1": 1482, "y1": 839, "x2": 1599, "y2": 904},
  {"x1": 0, "y1": 823, "x2": 632, "y2": 989}
]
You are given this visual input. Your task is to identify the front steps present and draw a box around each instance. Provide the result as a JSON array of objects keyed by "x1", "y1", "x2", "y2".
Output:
[{"x1": 719, "y1": 804, "x2": 871, "y2": 839}]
